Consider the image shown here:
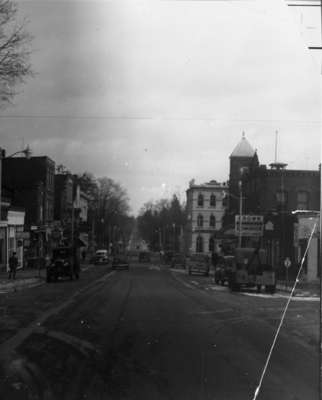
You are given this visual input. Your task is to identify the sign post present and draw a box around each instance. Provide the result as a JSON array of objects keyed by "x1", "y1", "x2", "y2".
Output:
[{"x1": 284, "y1": 257, "x2": 291, "y2": 289}]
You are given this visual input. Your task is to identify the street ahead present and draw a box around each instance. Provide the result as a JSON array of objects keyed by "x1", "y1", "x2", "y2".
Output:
[{"x1": 0, "y1": 262, "x2": 318, "y2": 400}]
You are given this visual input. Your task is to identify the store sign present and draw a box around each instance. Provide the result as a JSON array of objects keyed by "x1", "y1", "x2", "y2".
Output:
[{"x1": 235, "y1": 215, "x2": 264, "y2": 237}]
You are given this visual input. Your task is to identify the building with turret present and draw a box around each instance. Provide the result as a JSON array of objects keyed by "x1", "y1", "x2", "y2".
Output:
[{"x1": 227, "y1": 134, "x2": 320, "y2": 281}]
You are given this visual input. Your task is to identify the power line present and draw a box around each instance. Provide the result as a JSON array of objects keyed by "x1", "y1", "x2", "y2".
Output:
[{"x1": 0, "y1": 115, "x2": 320, "y2": 124}]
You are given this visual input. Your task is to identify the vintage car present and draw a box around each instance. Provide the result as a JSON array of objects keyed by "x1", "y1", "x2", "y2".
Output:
[
  {"x1": 186, "y1": 254, "x2": 210, "y2": 276},
  {"x1": 93, "y1": 249, "x2": 109, "y2": 265},
  {"x1": 214, "y1": 255, "x2": 235, "y2": 286},
  {"x1": 170, "y1": 253, "x2": 186, "y2": 269},
  {"x1": 46, "y1": 247, "x2": 79, "y2": 282},
  {"x1": 228, "y1": 248, "x2": 276, "y2": 293},
  {"x1": 138, "y1": 251, "x2": 151, "y2": 263},
  {"x1": 112, "y1": 253, "x2": 130, "y2": 270}
]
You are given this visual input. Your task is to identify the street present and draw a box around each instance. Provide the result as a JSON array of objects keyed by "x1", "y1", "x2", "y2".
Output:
[{"x1": 0, "y1": 261, "x2": 319, "y2": 400}]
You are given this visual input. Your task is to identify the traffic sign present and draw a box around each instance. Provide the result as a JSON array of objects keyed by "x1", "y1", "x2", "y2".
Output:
[{"x1": 284, "y1": 257, "x2": 291, "y2": 269}]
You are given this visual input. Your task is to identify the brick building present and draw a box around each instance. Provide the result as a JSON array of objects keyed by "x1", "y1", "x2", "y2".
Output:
[
  {"x1": 228, "y1": 134, "x2": 320, "y2": 281},
  {"x1": 2, "y1": 156, "x2": 55, "y2": 262}
]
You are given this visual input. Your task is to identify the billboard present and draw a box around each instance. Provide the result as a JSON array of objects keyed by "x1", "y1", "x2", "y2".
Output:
[{"x1": 235, "y1": 215, "x2": 264, "y2": 237}]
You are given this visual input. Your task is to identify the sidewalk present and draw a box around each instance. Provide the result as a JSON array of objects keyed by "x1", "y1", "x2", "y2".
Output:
[
  {"x1": 0, "y1": 267, "x2": 45, "y2": 293},
  {"x1": 277, "y1": 280, "x2": 319, "y2": 298}
]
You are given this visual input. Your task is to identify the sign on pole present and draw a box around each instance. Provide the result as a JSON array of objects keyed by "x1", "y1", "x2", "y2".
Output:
[
  {"x1": 284, "y1": 257, "x2": 291, "y2": 269},
  {"x1": 235, "y1": 215, "x2": 264, "y2": 237}
]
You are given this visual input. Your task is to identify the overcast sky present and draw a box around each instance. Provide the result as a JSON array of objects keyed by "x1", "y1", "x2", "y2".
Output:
[{"x1": 0, "y1": 0, "x2": 321, "y2": 215}]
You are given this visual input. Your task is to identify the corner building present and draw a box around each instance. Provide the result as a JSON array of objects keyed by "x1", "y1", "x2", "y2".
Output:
[{"x1": 185, "y1": 180, "x2": 227, "y2": 255}]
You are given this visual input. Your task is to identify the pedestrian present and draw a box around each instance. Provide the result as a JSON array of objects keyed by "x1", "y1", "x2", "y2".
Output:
[
  {"x1": 211, "y1": 251, "x2": 219, "y2": 268},
  {"x1": 8, "y1": 251, "x2": 18, "y2": 279}
]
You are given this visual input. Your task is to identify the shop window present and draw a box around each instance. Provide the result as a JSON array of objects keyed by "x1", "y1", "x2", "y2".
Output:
[
  {"x1": 197, "y1": 193, "x2": 204, "y2": 207},
  {"x1": 196, "y1": 236, "x2": 204, "y2": 253}
]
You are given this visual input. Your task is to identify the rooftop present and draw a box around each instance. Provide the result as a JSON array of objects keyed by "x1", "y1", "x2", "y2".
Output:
[{"x1": 230, "y1": 133, "x2": 255, "y2": 158}]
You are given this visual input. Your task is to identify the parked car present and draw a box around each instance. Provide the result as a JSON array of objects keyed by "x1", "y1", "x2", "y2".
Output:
[
  {"x1": 93, "y1": 249, "x2": 109, "y2": 265},
  {"x1": 139, "y1": 251, "x2": 151, "y2": 263},
  {"x1": 170, "y1": 253, "x2": 186, "y2": 269},
  {"x1": 112, "y1": 253, "x2": 130, "y2": 270},
  {"x1": 46, "y1": 246, "x2": 79, "y2": 282},
  {"x1": 186, "y1": 254, "x2": 210, "y2": 276},
  {"x1": 214, "y1": 255, "x2": 234, "y2": 285},
  {"x1": 163, "y1": 251, "x2": 174, "y2": 264}
]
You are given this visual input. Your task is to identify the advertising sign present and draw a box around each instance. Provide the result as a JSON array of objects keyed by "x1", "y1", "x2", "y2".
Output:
[{"x1": 235, "y1": 215, "x2": 264, "y2": 237}]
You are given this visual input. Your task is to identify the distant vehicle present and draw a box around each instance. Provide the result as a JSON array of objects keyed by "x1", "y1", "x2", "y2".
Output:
[
  {"x1": 93, "y1": 249, "x2": 109, "y2": 265},
  {"x1": 112, "y1": 253, "x2": 130, "y2": 270},
  {"x1": 170, "y1": 253, "x2": 186, "y2": 269},
  {"x1": 228, "y1": 247, "x2": 276, "y2": 293},
  {"x1": 214, "y1": 255, "x2": 234, "y2": 285},
  {"x1": 186, "y1": 254, "x2": 210, "y2": 276},
  {"x1": 139, "y1": 251, "x2": 151, "y2": 263},
  {"x1": 163, "y1": 251, "x2": 174, "y2": 264},
  {"x1": 46, "y1": 246, "x2": 79, "y2": 282}
]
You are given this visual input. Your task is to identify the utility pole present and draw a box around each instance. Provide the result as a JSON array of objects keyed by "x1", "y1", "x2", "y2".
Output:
[{"x1": 238, "y1": 180, "x2": 243, "y2": 248}]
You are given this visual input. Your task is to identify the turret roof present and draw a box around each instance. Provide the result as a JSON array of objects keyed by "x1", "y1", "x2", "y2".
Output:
[{"x1": 230, "y1": 133, "x2": 255, "y2": 158}]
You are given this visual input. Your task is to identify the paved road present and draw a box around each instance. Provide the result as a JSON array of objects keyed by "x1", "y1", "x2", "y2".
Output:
[{"x1": 0, "y1": 263, "x2": 318, "y2": 400}]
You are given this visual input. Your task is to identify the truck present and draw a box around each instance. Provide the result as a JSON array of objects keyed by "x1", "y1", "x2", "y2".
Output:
[{"x1": 228, "y1": 247, "x2": 276, "y2": 294}]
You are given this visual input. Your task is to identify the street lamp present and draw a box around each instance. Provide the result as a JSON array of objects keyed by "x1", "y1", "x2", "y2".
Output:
[{"x1": 238, "y1": 180, "x2": 243, "y2": 248}]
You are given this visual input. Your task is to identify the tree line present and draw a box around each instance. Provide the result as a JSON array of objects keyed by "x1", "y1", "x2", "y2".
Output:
[
  {"x1": 76, "y1": 171, "x2": 134, "y2": 251},
  {"x1": 137, "y1": 195, "x2": 186, "y2": 252}
]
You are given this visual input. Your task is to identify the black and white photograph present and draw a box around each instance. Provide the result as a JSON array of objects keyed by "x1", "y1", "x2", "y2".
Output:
[{"x1": 0, "y1": 0, "x2": 321, "y2": 399}]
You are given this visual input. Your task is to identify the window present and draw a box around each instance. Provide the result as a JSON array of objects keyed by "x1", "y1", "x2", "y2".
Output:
[
  {"x1": 197, "y1": 214, "x2": 203, "y2": 227},
  {"x1": 197, "y1": 193, "x2": 204, "y2": 207},
  {"x1": 196, "y1": 236, "x2": 203, "y2": 253},
  {"x1": 297, "y1": 191, "x2": 308, "y2": 210},
  {"x1": 209, "y1": 214, "x2": 216, "y2": 227},
  {"x1": 276, "y1": 190, "x2": 287, "y2": 206},
  {"x1": 209, "y1": 237, "x2": 215, "y2": 252},
  {"x1": 210, "y1": 194, "x2": 216, "y2": 207}
]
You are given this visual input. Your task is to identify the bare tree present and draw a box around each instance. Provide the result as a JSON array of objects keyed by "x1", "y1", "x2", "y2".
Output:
[{"x1": 0, "y1": 0, "x2": 32, "y2": 104}]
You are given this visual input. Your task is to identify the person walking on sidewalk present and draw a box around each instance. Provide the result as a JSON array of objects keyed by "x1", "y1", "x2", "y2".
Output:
[{"x1": 8, "y1": 251, "x2": 18, "y2": 279}]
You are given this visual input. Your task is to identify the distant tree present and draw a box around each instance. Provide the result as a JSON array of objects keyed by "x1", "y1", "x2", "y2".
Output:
[
  {"x1": 77, "y1": 172, "x2": 98, "y2": 199},
  {"x1": 56, "y1": 164, "x2": 71, "y2": 175},
  {"x1": 137, "y1": 195, "x2": 186, "y2": 252},
  {"x1": 76, "y1": 172, "x2": 133, "y2": 249},
  {"x1": 0, "y1": 0, "x2": 33, "y2": 105}
]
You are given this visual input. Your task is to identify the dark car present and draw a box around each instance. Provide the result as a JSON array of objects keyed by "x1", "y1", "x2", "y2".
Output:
[
  {"x1": 170, "y1": 253, "x2": 186, "y2": 269},
  {"x1": 139, "y1": 251, "x2": 151, "y2": 263},
  {"x1": 214, "y1": 255, "x2": 234, "y2": 285},
  {"x1": 186, "y1": 254, "x2": 210, "y2": 276},
  {"x1": 112, "y1": 253, "x2": 130, "y2": 270},
  {"x1": 163, "y1": 251, "x2": 174, "y2": 264},
  {"x1": 46, "y1": 247, "x2": 79, "y2": 282},
  {"x1": 93, "y1": 249, "x2": 109, "y2": 265}
]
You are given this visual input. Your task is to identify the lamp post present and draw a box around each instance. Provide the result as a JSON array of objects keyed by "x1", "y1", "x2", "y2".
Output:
[{"x1": 238, "y1": 180, "x2": 243, "y2": 248}]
